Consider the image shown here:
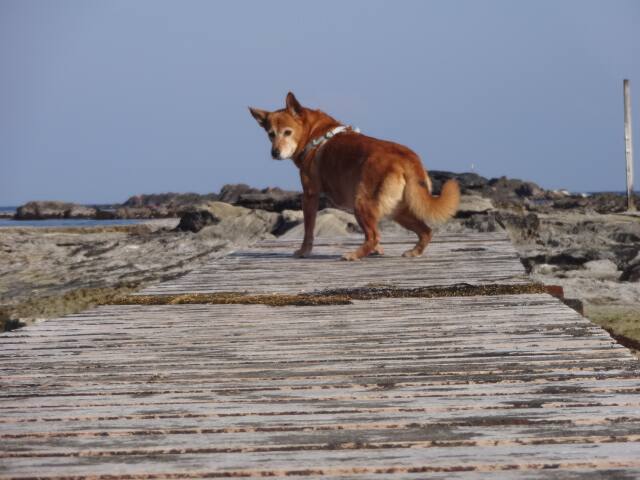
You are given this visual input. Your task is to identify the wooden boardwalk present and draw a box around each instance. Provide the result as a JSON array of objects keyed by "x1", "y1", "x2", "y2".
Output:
[
  {"x1": 2, "y1": 231, "x2": 640, "y2": 479},
  {"x1": 137, "y1": 233, "x2": 529, "y2": 296}
]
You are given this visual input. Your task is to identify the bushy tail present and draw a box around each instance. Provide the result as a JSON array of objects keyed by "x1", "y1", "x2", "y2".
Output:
[{"x1": 404, "y1": 173, "x2": 460, "y2": 224}]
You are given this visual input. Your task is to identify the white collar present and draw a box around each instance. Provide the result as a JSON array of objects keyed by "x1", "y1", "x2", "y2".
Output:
[{"x1": 301, "y1": 125, "x2": 360, "y2": 157}]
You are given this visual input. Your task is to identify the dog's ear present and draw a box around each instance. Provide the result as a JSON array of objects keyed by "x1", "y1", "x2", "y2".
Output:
[
  {"x1": 285, "y1": 92, "x2": 303, "y2": 117},
  {"x1": 248, "y1": 107, "x2": 269, "y2": 128}
]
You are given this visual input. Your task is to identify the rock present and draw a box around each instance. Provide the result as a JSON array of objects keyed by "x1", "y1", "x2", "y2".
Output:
[
  {"x1": 176, "y1": 208, "x2": 220, "y2": 233},
  {"x1": 178, "y1": 202, "x2": 281, "y2": 242},
  {"x1": 427, "y1": 172, "x2": 638, "y2": 215},
  {"x1": 218, "y1": 184, "x2": 307, "y2": 212},
  {"x1": 514, "y1": 182, "x2": 544, "y2": 198},
  {"x1": 620, "y1": 253, "x2": 640, "y2": 282},
  {"x1": 456, "y1": 195, "x2": 494, "y2": 217},
  {"x1": 217, "y1": 184, "x2": 260, "y2": 204},
  {"x1": 485, "y1": 176, "x2": 545, "y2": 207},
  {"x1": 548, "y1": 249, "x2": 603, "y2": 268},
  {"x1": 611, "y1": 244, "x2": 640, "y2": 271},
  {"x1": 548, "y1": 193, "x2": 640, "y2": 214},
  {"x1": 552, "y1": 196, "x2": 589, "y2": 210},
  {"x1": 0, "y1": 220, "x2": 234, "y2": 328},
  {"x1": 496, "y1": 211, "x2": 540, "y2": 240},
  {"x1": 122, "y1": 192, "x2": 218, "y2": 209},
  {"x1": 15, "y1": 201, "x2": 97, "y2": 220},
  {"x1": 176, "y1": 202, "x2": 242, "y2": 233},
  {"x1": 272, "y1": 210, "x2": 304, "y2": 236},
  {"x1": 521, "y1": 248, "x2": 603, "y2": 273},
  {"x1": 582, "y1": 259, "x2": 620, "y2": 279},
  {"x1": 115, "y1": 206, "x2": 168, "y2": 219},
  {"x1": 613, "y1": 232, "x2": 640, "y2": 244},
  {"x1": 429, "y1": 171, "x2": 489, "y2": 194},
  {"x1": 236, "y1": 188, "x2": 303, "y2": 212},
  {"x1": 67, "y1": 205, "x2": 98, "y2": 218},
  {"x1": 119, "y1": 192, "x2": 218, "y2": 218},
  {"x1": 547, "y1": 189, "x2": 571, "y2": 199},
  {"x1": 461, "y1": 212, "x2": 502, "y2": 233},
  {"x1": 199, "y1": 211, "x2": 280, "y2": 243},
  {"x1": 532, "y1": 263, "x2": 559, "y2": 275},
  {"x1": 279, "y1": 208, "x2": 361, "y2": 240},
  {"x1": 587, "y1": 193, "x2": 639, "y2": 214},
  {"x1": 94, "y1": 209, "x2": 118, "y2": 220},
  {"x1": 620, "y1": 264, "x2": 640, "y2": 282}
]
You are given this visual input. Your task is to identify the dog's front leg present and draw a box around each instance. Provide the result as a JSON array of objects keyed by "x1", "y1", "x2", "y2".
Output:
[{"x1": 293, "y1": 191, "x2": 318, "y2": 258}]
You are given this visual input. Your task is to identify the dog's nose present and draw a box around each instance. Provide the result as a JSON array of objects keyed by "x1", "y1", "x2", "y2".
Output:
[{"x1": 271, "y1": 147, "x2": 280, "y2": 159}]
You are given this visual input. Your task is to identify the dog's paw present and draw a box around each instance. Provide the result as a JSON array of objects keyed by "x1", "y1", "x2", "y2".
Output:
[
  {"x1": 341, "y1": 251, "x2": 361, "y2": 261},
  {"x1": 401, "y1": 248, "x2": 422, "y2": 258},
  {"x1": 293, "y1": 248, "x2": 312, "y2": 258},
  {"x1": 372, "y1": 245, "x2": 385, "y2": 256}
]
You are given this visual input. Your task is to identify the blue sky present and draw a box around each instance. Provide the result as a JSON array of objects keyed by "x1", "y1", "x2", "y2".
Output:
[{"x1": 1, "y1": 0, "x2": 638, "y2": 204}]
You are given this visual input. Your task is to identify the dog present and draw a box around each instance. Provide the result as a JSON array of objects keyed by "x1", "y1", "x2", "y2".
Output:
[{"x1": 249, "y1": 92, "x2": 460, "y2": 261}]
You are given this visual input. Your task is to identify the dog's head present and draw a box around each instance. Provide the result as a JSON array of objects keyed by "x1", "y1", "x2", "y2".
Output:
[{"x1": 249, "y1": 92, "x2": 305, "y2": 160}]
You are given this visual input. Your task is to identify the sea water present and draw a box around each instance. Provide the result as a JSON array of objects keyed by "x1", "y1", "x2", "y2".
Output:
[{"x1": 0, "y1": 207, "x2": 143, "y2": 228}]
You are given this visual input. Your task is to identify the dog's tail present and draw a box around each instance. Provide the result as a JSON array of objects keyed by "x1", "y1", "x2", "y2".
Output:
[{"x1": 403, "y1": 164, "x2": 460, "y2": 224}]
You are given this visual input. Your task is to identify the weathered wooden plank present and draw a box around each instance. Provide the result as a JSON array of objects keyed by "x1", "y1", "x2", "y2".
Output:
[
  {"x1": 4, "y1": 425, "x2": 640, "y2": 458},
  {"x1": 4, "y1": 413, "x2": 640, "y2": 444},
  {"x1": 2, "y1": 443, "x2": 640, "y2": 478}
]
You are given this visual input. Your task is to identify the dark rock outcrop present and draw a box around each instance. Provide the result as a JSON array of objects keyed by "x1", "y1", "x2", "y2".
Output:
[
  {"x1": 495, "y1": 211, "x2": 541, "y2": 240},
  {"x1": 225, "y1": 186, "x2": 332, "y2": 212},
  {"x1": 272, "y1": 210, "x2": 304, "y2": 236},
  {"x1": 120, "y1": 192, "x2": 219, "y2": 218},
  {"x1": 176, "y1": 208, "x2": 221, "y2": 232},
  {"x1": 580, "y1": 193, "x2": 640, "y2": 214},
  {"x1": 235, "y1": 187, "x2": 303, "y2": 212},
  {"x1": 15, "y1": 201, "x2": 97, "y2": 220},
  {"x1": 175, "y1": 202, "x2": 281, "y2": 238},
  {"x1": 93, "y1": 209, "x2": 118, "y2": 220},
  {"x1": 122, "y1": 192, "x2": 218, "y2": 209},
  {"x1": 115, "y1": 206, "x2": 168, "y2": 219},
  {"x1": 483, "y1": 176, "x2": 546, "y2": 209},
  {"x1": 217, "y1": 184, "x2": 259, "y2": 204},
  {"x1": 620, "y1": 257, "x2": 640, "y2": 282},
  {"x1": 430, "y1": 171, "x2": 489, "y2": 194}
]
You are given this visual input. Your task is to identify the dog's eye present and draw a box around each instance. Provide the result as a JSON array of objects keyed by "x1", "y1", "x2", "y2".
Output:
[
  {"x1": 283, "y1": 129, "x2": 292, "y2": 137},
  {"x1": 268, "y1": 131, "x2": 275, "y2": 139}
]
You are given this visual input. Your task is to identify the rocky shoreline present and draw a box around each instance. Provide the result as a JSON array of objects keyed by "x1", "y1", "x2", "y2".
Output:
[
  {"x1": 11, "y1": 173, "x2": 640, "y2": 221},
  {"x1": 1, "y1": 172, "x2": 638, "y2": 353},
  {"x1": 11, "y1": 185, "x2": 307, "y2": 220}
]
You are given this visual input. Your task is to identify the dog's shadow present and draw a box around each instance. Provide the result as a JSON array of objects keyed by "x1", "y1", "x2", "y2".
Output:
[
  {"x1": 233, "y1": 251, "x2": 341, "y2": 261},
  {"x1": 234, "y1": 251, "x2": 387, "y2": 261}
]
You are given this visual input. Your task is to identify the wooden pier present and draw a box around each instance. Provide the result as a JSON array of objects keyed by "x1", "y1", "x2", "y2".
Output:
[{"x1": 2, "y1": 231, "x2": 640, "y2": 478}]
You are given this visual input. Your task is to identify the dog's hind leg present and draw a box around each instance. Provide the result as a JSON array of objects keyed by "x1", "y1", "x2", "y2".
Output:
[
  {"x1": 393, "y1": 206, "x2": 433, "y2": 257},
  {"x1": 342, "y1": 198, "x2": 381, "y2": 261}
]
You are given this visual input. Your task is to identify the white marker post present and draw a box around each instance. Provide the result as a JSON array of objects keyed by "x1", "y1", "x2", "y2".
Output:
[{"x1": 624, "y1": 79, "x2": 635, "y2": 211}]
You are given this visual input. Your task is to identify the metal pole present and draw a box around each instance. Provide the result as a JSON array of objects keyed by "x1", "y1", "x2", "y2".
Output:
[{"x1": 624, "y1": 79, "x2": 635, "y2": 211}]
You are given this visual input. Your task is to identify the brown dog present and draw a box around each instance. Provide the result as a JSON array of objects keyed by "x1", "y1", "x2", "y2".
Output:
[{"x1": 249, "y1": 92, "x2": 460, "y2": 260}]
